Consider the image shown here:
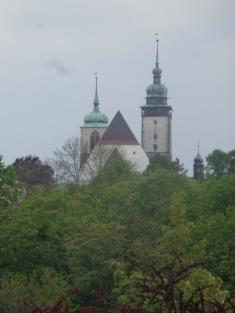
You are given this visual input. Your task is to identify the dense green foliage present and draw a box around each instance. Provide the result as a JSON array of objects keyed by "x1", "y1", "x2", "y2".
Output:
[
  {"x1": 146, "y1": 154, "x2": 187, "y2": 175},
  {"x1": 0, "y1": 156, "x2": 19, "y2": 211},
  {"x1": 0, "y1": 156, "x2": 234, "y2": 312},
  {"x1": 206, "y1": 149, "x2": 235, "y2": 177},
  {"x1": 13, "y1": 155, "x2": 54, "y2": 190}
]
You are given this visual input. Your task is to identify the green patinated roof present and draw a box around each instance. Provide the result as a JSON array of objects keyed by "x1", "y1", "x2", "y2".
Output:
[
  {"x1": 152, "y1": 65, "x2": 162, "y2": 76},
  {"x1": 145, "y1": 38, "x2": 168, "y2": 100},
  {"x1": 83, "y1": 76, "x2": 109, "y2": 128},
  {"x1": 146, "y1": 82, "x2": 168, "y2": 97},
  {"x1": 83, "y1": 110, "x2": 108, "y2": 128}
]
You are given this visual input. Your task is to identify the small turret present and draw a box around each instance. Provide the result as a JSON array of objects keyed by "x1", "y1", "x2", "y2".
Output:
[{"x1": 193, "y1": 144, "x2": 204, "y2": 180}]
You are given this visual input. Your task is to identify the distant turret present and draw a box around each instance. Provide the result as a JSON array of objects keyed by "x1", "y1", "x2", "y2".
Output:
[{"x1": 193, "y1": 144, "x2": 204, "y2": 180}]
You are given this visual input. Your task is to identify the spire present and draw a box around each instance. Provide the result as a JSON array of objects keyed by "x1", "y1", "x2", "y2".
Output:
[
  {"x1": 93, "y1": 72, "x2": 99, "y2": 112},
  {"x1": 194, "y1": 141, "x2": 203, "y2": 163},
  {"x1": 194, "y1": 141, "x2": 204, "y2": 180},
  {"x1": 155, "y1": 32, "x2": 159, "y2": 66},
  {"x1": 145, "y1": 35, "x2": 168, "y2": 105},
  {"x1": 152, "y1": 33, "x2": 162, "y2": 84}
]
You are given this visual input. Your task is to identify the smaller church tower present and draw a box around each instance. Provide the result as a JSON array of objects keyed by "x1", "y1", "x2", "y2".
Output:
[
  {"x1": 193, "y1": 144, "x2": 204, "y2": 180},
  {"x1": 141, "y1": 35, "x2": 172, "y2": 159},
  {"x1": 80, "y1": 75, "x2": 108, "y2": 160}
]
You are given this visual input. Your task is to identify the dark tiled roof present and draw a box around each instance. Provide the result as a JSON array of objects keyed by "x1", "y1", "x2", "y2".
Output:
[{"x1": 100, "y1": 111, "x2": 139, "y2": 145}]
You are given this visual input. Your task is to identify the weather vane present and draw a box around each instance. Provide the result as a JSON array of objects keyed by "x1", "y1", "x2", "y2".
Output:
[{"x1": 154, "y1": 32, "x2": 159, "y2": 42}]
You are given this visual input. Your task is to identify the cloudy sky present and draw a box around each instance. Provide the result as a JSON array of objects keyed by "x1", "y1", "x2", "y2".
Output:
[{"x1": 0, "y1": 0, "x2": 234, "y2": 174}]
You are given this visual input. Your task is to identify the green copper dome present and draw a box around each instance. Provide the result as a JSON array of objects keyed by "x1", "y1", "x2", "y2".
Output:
[
  {"x1": 83, "y1": 75, "x2": 109, "y2": 128},
  {"x1": 152, "y1": 66, "x2": 162, "y2": 76},
  {"x1": 145, "y1": 36, "x2": 169, "y2": 106},
  {"x1": 146, "y1": 83, "x2": 168, "y2": 97},
  {"x1": 84, "y1": 110, "x2": 108, "y2": 127}
]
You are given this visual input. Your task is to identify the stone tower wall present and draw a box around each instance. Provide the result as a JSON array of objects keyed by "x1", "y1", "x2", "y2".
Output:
[{"x1": 80, "y1": 127, "x2": 107, "y2": 154}]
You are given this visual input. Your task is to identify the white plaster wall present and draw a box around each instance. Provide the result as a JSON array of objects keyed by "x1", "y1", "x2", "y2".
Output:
[
  {"x1": 120, "y1": 145, "x2": 149, "y2": 172},
  {"x1": 142, "y1": 116, "x2": 169, "y2": 154},
  {"x1": 79, "y1": 143, "x2": 149, "y2": 183},
  {"x1": 80, "y1": 127, "x2": 107, "y2": 153}
]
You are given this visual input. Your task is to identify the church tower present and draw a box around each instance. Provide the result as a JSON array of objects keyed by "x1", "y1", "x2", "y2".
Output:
[
  {"x1": 193, "y1": 144, "x2": 204, "y2": 180},
  {"x1": 141, "y1": 36, "x2": 172, "y2": 159},
  {"x1": 80, "y1": 75, "x2": 108, "y2": 160}
]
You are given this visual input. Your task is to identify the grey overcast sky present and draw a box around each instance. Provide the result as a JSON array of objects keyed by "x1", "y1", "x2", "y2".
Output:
[{"x1": 0, "y1": 0, "x2": 234, "y2": 174}]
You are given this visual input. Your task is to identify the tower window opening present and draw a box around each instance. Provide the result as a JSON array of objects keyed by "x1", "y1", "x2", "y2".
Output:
[
  {"x1": 90, "y1": 131, "x2": 100, "y2": 151},
  {"x1": 153, "y1": 144, "x2": 157, "y2": 151},
  {"x1": 154, "y1": 134, "x2": 157, "y2": 139},
  {"x1": 154, "y1": 120, "x2": 157, "y2": 124}
]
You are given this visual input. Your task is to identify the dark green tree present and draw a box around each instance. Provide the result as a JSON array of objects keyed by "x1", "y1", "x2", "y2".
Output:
[
  {"x1": 0, "y1": 154, "x2": 234, "y2": 312},
  {"x1": 13, "y1": 155, "x2": 54, "y2": 189},
  {"x1": 206, "y1": 149, "x2": 230, "y2": 177},
  {"x1": 228, "y1": 150, "x2": 235, "y2": 174},
  {"x1": 93, "y1": 151, "x2": 136, "y2": 186},
  {"x1": 0, "y1": 155, "x2": 19, "y2": 209},
  {"x1": 145, "y1": 154, "x2": 187, "y2": 175}
]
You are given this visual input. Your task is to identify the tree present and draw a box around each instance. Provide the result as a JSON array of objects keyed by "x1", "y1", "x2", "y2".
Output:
[
  {"x1": 0, "y1": 155, "x2": 19, "y2": 209},
  {"x1": 205, "y1": 149, "x2": 235, "y2": 177},
  {"x1": 0, "y1": 269, "x2": 69, "y2": 312},
  {"x1": 0, "y1": 206, "x2": 66, "y2": 273},
  {"x1": 13, "y1": 155, "x2": 54, "y2": 189},
  {"x1": 145, "y1": 154, "x2": 187, "y2": 175},
  {"x1": 228, "y1": 150, "x2": 235, "y2": 174},
  {"x1": 91, "y1": 148, "x2": 135, "y2": 186},
  {"x1": 79, "y1": 144, "x2": 119, "y2": 183},
  {"x1": 173, "y1": 158, "x2": 188, "y2": 175},
  {"x1": 52, "y1": 136, "x2": 81, "y2": 184},
  {"x1": 116, "y1": 255, "x2": 234, "y2": 313},
  {"x1": 1, "y1": 152, "x2": 235, "y2": 312},
  {"x1": 114, "y1": 193, "x2": 232, "y2": 313},
  {"x1": 206, "y1": 149, "x2": 230, "y2": 177}
]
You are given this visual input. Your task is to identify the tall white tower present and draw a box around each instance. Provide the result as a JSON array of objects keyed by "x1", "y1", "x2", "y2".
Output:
[{"x1": 141, "y1": 36, "x2": 172, "y2": 159}]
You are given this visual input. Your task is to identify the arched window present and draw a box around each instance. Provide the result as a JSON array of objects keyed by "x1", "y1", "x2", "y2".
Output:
[{"x1": 90, "y1": 131, "x2": 100, "y2": 151}]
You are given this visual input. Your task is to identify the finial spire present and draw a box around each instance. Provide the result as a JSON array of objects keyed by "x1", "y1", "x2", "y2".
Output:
[
  {"x1": 197, "y1": 141, "x2": 200, "y2": 154},
  {"x1": 152, "y1": 33, "x2": 162, "y2": 84},
  {"x1": 154, "y1": 32, "x2": 159, "y2": 66},
  {"x1": 93, "y1": 72, "x2": 99, "y2": 112}
]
